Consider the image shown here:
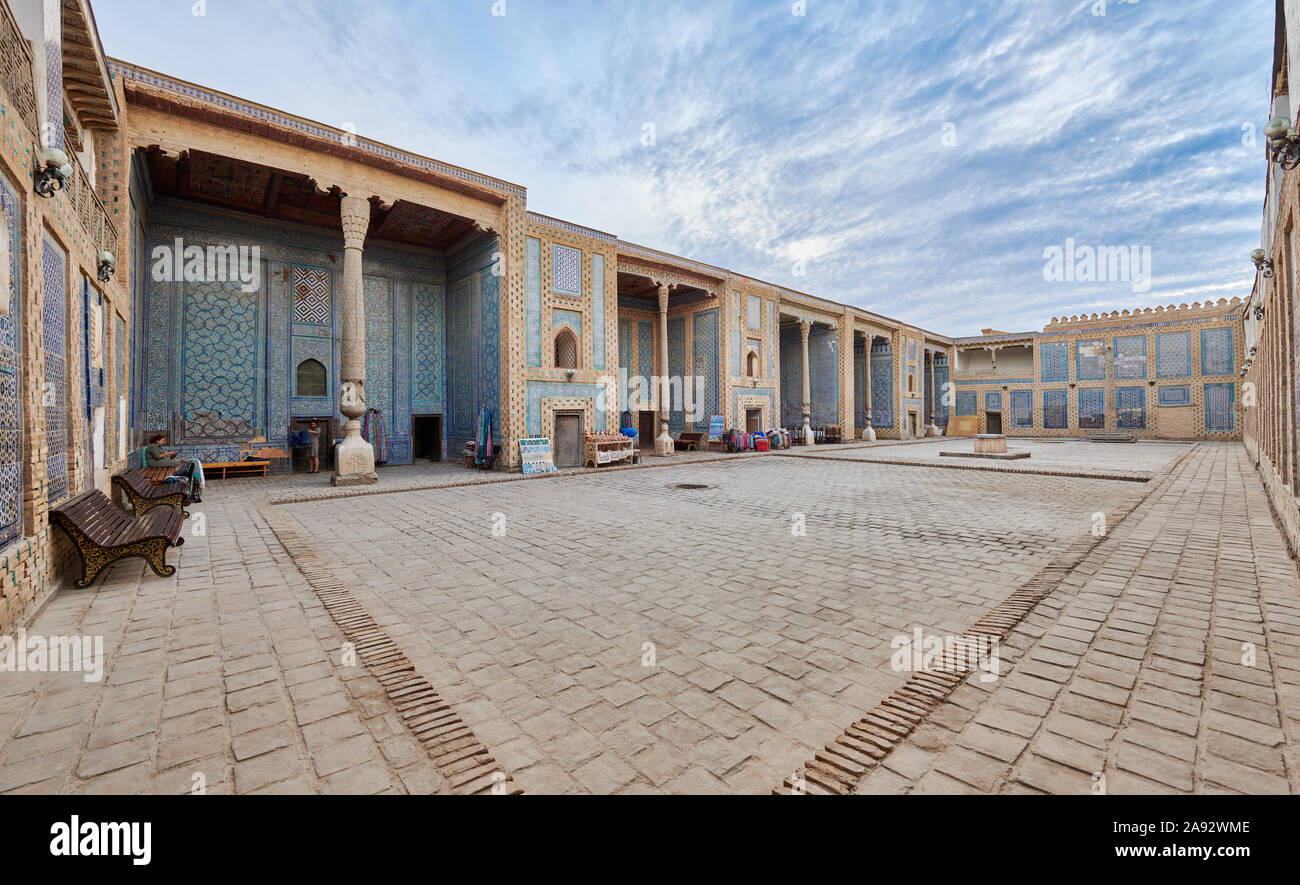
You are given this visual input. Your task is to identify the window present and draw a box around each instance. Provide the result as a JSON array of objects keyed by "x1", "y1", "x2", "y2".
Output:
[
  {"x1": 296, "y1": 358, "x2": 327, "y2": 397},
  {"x1": 746, "y1": 350, "x2": 759, "y2": 377},
  {"x1": 554, "y1": 327, "x2": 579, "y2": 369}
]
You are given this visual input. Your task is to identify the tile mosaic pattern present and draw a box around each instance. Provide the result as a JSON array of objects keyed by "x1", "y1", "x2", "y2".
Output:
[
  {"x1": 668, "y1": 316, "x2": 686, "y2": 432},
  {"x1": 525, "y1": 238, "x2": 541, "y2": 366},
  {"x1": 1158, "y1": 385, "x2": 1191, "y2": 407},
  {"x1": 1200, "y1": 327, "x2": 1234, "y2": 376},
  {"x1": 592, "y1": 254, "x2": 606, "y2": 370},
  {"x1": 985, "y1": 391, "x2": 1002, "y2": 412},
  {"x1": 552, "y1": 309, "x2": 582, "y2": 335},
  {"x1": 1078, "y1": 388, "x2": 1105, "y2": 430},
  {"x1": 1011, "y1": 390, "x2": 1032, "y2": 427},
  {"x1": 693, "y1": 309, "x2": 719, "y2": 425},
  {"x1": 871, "y1": 340, "x2": 893, "y2": 429},
  {"x1": 42, "y1": 235, "x2": 69, "y2": 504},
  {"x1": 638, "y1": 320, "x2": 653, "y2": 386},
  {"x1": 412, "y1": 283, "x2": 444, "y2": 413},
  {"x1": 956, "y1": 390, "x2": 977, "y2": 417},
  {"x1": 1114, "y1": 335, "x2": 1147, "y2": 379},
  {"x1": 183, "y1": 279, "x2": 260, "y2": 423},
  {"x1": 1205, "y1": 382, "x2": 1235, "y2": 432},
  {"x1": 1156, "y1": 331, "x2": 1192, "y2": 378},
  {"x1": 1116, "y1": 387, "x2": 1146, "y2": 429},
  {"x1": 552, "y1": 244, "x2": 581, "y2": 296},
  {"x1": 1076, "y1": 339, "x2": 1106, "y2": 381},
  {"x1": 292, "y1": 265, "x2": 331, "y2": 325},
  {"x1": 0, "y1": 177, "x2": 21, "y2": 548},
  {"x1": 1040, "y1": 341, "x2": 1068, "y2": 383},
  {"x1": 747, "y1": 294, "x2": 762, "y2": 330},
  {"x1": 1043, "y1": 389, "x2": 1068, "y2": 429}
]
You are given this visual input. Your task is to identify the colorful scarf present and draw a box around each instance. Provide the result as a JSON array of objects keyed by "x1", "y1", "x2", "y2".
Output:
[
  {"x1": 475, "y1": 406, "x2": 494, "y2": 466},
  {"x1": 362, "y1": 409, "x2": 390, "y2": 465}
]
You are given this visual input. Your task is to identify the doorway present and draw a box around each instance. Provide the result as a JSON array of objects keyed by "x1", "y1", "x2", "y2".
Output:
[
  {"x1": 986, "y1": 411, "x2": 1003, "y2": 434},
  {"x1": 411, "y1": 415, "x2": 443, "y2": 461},
  {"x1": 638, "y1": 410, "x2": 656, "y2": 448},
  {"x1": 291, "y1": 417, "x2": 334, "y2": 472},
  {"x1": 745, "y1": 408, "x2": 762, "y2": 433},
  {"x1": 908, "y1": 411, "x2": 919, "y2": 438},
  {"x1": 553, "y1": 412, "x2": 584, "y2": 468}
]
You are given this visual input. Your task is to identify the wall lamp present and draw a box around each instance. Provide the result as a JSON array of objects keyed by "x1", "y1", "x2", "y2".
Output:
[
  {"x1": 1251, "y1": 248, "x2": 1275, "y2": 278},
  {"x1": 96, "y1": 250, "x2": 116, "y2": 282},
  {"x1": 1265, "y1": 117, "x2": 1300, "y2": 169},
  {"x1": 34, "y1": 147, "x2": 73, "y2": 198}
]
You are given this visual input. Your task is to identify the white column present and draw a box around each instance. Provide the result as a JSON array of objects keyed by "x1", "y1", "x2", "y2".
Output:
[
  {"x1": 333, "y1": 193, "x2": 378, "y2": 486},
  {"x1": 800, "y1": 320, "x2": 815, "y2": 445},
  {"x1": 862, "y1": 333, "x2": 876, "y2": 441},
  {"x1": 655, "y1": 283, "x2": 674, "y2": 455}
]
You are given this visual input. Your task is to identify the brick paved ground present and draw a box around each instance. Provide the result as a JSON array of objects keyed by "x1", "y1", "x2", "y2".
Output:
[
  {"x1": 4, "y1": 440, "x2": 1296, "y2": 794},
  {"x1": 857, "y1": 443, "x2": 1300, "y2": 795},
  {"x1": 0, "y1": 493, "x2": 445, "y2": 794},
  {"x1": 275, "y1": 448, "x2": 1174, "y2": 793}
]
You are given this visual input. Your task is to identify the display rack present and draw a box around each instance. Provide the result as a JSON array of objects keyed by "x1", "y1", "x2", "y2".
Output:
[{"x1": 583, "y1": 433, "x2": 635, "y2": 468}]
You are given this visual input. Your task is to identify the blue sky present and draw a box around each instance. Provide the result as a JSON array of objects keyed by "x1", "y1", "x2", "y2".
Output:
[{"x1": 94, "y1": 0, "x2": 1274, "y2": 336}]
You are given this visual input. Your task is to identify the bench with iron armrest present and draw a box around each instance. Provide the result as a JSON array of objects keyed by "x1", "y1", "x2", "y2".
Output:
[
  {"x1": 674, "y1": 432, "x2": 705, "y2": 451},
  {"x1": 50, "y1": 490, "x2": 185, "y2": 588},
  {"x1": 112, "y1": 468, "x2": 191, "y2": 517}
]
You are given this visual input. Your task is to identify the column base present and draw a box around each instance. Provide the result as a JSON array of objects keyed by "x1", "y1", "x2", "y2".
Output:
[
  {"x1": 333, "y1": 419, "x2": 379, "y2": 486},
  {"x1": 803, "y1": 421, "x2": 816, "y2": 446},
  {"x1": 655, "y1": 432, "x2": 674, "y2": 456},
  {"x1": 861, "y1": 425, "x2": 876, "y2": 442}
]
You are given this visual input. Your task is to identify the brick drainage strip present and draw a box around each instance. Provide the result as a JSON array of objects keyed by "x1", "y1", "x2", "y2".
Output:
[
  {"x1": 259, "y1": 505, "x2": 523, "y2": 795},
  {"x1": 776, "y1": 452, "x2": 1154, "y2": 483},
  {"x1": 772, "y1": 447, "x2": 1194, "y2": 795}
]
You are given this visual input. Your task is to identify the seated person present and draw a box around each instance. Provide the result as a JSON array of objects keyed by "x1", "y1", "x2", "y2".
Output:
[{"x1": 145, "y1": 432, "x2": 205, "y2": 502}]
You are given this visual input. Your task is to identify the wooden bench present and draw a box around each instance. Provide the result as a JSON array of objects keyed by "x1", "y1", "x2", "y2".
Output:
[
  {"x1": 112, "y1": 468, "x2": 191, "y2": 517},
  {"x1": 141, "y1": 466, "x2": 175, "y2": 486},
  {"x1": 203, "y1": 460, "x2": 269, "y2": 480},
  {"x1": 674, "y1": 432, "x2": 705, "y2": 451},
  {"x1": 51, "y1": 490, "x2": 185, "y2": 588}
]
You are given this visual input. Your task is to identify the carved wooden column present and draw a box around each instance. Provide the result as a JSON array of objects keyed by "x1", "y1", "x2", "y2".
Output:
[
  {"x1": 800, "y1": 320, "x2": 814, "y2": 446},
  {"x1": 862, "y1": 333, "x2": 876, "y2": 441},
  {"x1": 333, "y1": 193, "x2": 378, "y2": 486},
  {"x1": 655, "y1": 283, "x2": 674, "y2": 455}
]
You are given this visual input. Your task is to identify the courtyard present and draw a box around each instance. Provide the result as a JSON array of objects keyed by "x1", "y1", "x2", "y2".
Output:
[{"x1": 3, "y1": 440, "x2": 1294, "y2": 795}]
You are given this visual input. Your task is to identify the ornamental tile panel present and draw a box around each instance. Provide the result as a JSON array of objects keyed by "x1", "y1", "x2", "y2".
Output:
[
  {"x1": 1043, "y1": 389, "x2": 1068, "y2": 428},
  {"x1": 1113, "y1": 335, "x2": 1147, "y2": 379},
  {"x1": 1204, "y1": 382, "x2": 1235, "y2": 432},
  {"x1": 291, "y1": 265, "x2": 331, "y2": 325},
  {"x1": 1040, "y1": 341, "x2": 1068, "y2": 383},
  {"x1": 1200, "y1": 327, "x2": 1234, "y2": 376},
  {"x1": 42, "y1": 234, "x2": 69, "y2": 503},
  {"x1": 1011, "y1": 390, "x2": 1032, "y2": 427},
  {"x1": 1116, "y1": 387, "x2": 1146, "y2": 429},
  {"x1": 552, "y1": 244, "x2": 581, "y2": 296},
  {"x1": 0, "y1": 177, "x2": 21, "y2": 548},
  {"x1": 1156, "y1": 331, "x2": 1192, "y2": 378},
  {"x1": 1076, "y1": 339, "x2": 1106, "y2": 381},
  {"x1": 1078, "y1": 388, "x2": 1105, "y2": 430}
]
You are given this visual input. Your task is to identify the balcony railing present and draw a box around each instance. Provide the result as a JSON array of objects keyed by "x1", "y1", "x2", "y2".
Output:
[
  {"x1": 67, "y1": 151, "x2": 118, "y2": 259},
  {"x1": 0, "y1": 0, "x2": 39, "y2": 135}
]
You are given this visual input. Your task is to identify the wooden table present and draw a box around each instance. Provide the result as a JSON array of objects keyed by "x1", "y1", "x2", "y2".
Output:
[{"x1": 203, "y1": 461, "x2": 269, "y2": 479}]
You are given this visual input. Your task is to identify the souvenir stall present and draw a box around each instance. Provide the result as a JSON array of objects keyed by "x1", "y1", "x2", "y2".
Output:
[{"x1": 584, "y1": 431, "x2": 635, "y2": 468}]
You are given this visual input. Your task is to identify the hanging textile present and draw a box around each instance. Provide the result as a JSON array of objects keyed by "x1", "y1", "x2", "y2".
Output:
[
  {"x1": 362, "y1": 408, "x2": 390, "y2": 465},
  {"x1": 475, "y1": 406, "x2": 494, "y2": 468}
]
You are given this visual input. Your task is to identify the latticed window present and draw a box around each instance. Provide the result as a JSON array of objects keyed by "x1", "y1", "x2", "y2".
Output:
[
  {"x1": 554, "y1": 328, "x2": 579, "y2": 369},
  {"x1": 297, "y1": 358, "x2": 327, "y2": 397}
]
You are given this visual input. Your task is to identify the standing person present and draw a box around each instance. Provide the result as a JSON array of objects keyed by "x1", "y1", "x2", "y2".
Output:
[{"x1": 306, "y1": 420, "x2": 322, "y2": 474}]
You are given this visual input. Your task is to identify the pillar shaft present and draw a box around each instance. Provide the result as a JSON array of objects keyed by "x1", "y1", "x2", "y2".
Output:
[
  {"x1": 800, "y1": 320, "x2": 814, "y2": 445},
  {"x1": 862, "y1": 333, "x2": 876, "y2": 441},
  {"x1": 333, "y1": 193, "x2": 379, "y2": 486},
  {"x1": 655, "y1": 284, "x2": 674, "y2": 455}
]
